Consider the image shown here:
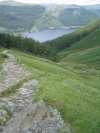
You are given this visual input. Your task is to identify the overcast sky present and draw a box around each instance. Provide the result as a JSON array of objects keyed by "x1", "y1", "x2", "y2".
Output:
[{"x1": 1, "y1": 0, "x2": 100, "y2": 5}]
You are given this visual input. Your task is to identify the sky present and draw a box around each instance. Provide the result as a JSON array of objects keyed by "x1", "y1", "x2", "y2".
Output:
[{"x1": 1, "y1": 0, "x2": 100, "y2": 5}]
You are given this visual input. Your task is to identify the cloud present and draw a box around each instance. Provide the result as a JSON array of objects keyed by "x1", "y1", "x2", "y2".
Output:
[{"x1": 0, "y1": 0, "x2": 100, "y2": 5}]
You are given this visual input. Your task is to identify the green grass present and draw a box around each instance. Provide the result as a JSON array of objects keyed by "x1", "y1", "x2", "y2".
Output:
[
  {"x1": 57, "y1": 27, "x2": 100, "y2": 59},
  {"x1": 9, "y1": 49, "x2": 100, "y2": 133},
  {"x1": 0, "y1": 106, "x2": 12, "y2": 125}
]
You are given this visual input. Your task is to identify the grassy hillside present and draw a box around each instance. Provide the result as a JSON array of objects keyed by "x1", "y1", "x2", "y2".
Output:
[
  {"x1": 7, "y1": 20, "x2": 100, "y2": 133},
  {"x1": 57, "y1": 25, "x2": 100, "y2": 60},
  {"x1": 0, "y1": 8, "x2": 100, "y2": 132},
  {"x1": 46, "y1": 18, "x2": 100, "y2": 51},
  {"x1": 0, "y1": 25, "x2": 100, "y2": 131},
  {"x1": 57, "y1": 22, "x2": 100, "y2": 93},
  {"x1": 7, "y1": 47, "x2": 100, "y2": 133}
]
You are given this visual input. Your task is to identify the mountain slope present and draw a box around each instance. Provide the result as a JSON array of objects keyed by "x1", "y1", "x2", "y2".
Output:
[
  {"x1": 0, "y1": 18, "x2": 100, "y2": 132},
  {"x1": 46, "y1": 18, "x2": 100, "y2": 51},
  {"x1": 57, "y1": 23, "x2": 100, "y2": 77},
  {"x1": 32, "y1": 6, "x2": 98, "y2": 31},
  {"x1": 0, "y1": 4, "x2": 98, "y2": 33},
  {"x1": 58, "y1": 7, "x2": 97, "y2": 26},
  {"x1": 58, "y1": 25, "x2": 100, "y2": 64},
  {"x1": 0, "y1": 0, "x2": 25, "y2": 6},
  {"x1": 0, "y1": 5, "x2": 45, "y2": 33},
  {"x1": 84, "y1": 4, "x2": 100, "y2": 17},
  {"x1": 7, "y1": 46, "x2": 100, "y2": 133}
]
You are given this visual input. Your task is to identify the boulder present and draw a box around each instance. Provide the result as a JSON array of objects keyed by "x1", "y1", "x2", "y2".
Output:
[
  {"x1": 2, "y1": 101, "x2": 70, "y2": 133},
  {"x1": 2, "y1": 101, "x2": 50, "y2": 133}
]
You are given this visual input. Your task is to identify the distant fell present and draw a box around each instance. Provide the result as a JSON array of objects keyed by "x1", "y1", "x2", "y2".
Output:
[
  {"x1": 0, "y1": 0, "x2": 25, "y2": 6},
  {"x1": 84, "y1": 4, "x2": 100, "y2": 17},
  {"x1": 0, "y1": 4, "x2": 98, "y2": 34}
]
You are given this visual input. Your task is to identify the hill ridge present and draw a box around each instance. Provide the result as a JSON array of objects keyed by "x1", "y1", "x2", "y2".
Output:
[{"x1": 0, "y1": 0, "x2": 27, "y2": 6}]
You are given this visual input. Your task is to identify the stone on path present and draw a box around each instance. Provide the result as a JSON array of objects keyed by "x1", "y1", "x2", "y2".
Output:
[{"x1": 2, "y1": 101, "x2": 70, "y2": 133}]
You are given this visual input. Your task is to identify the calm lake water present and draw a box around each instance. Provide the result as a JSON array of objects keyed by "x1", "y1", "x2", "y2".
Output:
[{"x1": 22, "y1": 28, "x2": 79, "y2": 42}]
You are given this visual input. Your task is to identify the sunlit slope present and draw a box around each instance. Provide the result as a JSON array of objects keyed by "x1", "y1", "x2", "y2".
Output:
[
  {"x1": 9, "y1": 50, "x2": 100, "y2": 133},
  {"x1": 58, "y1": 27, "x2": 100, "y2": 67}
]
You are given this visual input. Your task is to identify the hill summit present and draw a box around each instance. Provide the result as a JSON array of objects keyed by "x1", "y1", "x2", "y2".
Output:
[{"x1": 0, "y1": 0, "x2": 25, "y2": 6}]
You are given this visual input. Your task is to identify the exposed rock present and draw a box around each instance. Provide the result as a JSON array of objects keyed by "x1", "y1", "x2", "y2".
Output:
[
  {"x1": 0, "y1": 109, "x2": 7, "y2": 117},
  {"x1": 82, "y1": 71, "x2": 90, "y2": 75},
  {"x1": 0, "y1": 126, "x2": 3, "y2": 132},
  {"x1": 2, "y1": 101, "x2": 69, "y2": 133},
  {"x1": 2, "y1": 101, "x2": 49, "y2": 133},
  {"x1": 0, "y1": 79, "x2": 39, "y2": 119}
]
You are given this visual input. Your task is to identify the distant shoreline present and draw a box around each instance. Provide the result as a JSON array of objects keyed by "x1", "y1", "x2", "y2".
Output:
[
  {"x1": 48, "y1": 26, "x2": 83, "y2": 30},
  {"x1": 31, "y1": 26, "x2": 83, "y2": 32},
  {"x1": 22, "y1": 28, "x2": 79, "y2": 42}
]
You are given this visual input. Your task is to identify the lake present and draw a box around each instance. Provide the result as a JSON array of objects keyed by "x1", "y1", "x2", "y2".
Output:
[{"x1": 22, "y1": 28, "x2": 79, "y2": 42}]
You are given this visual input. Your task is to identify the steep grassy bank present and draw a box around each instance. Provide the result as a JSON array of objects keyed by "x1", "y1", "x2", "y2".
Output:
[
  {"x1": 57, "y1": 26, "x2": 100, "y2": 59},
  {"x1": 57, "y1": 23, "x2": 100, "y2": 92},
  {"x1": 46, "y1": 18, "x2": 100, "y2": 51},
  {"x1": 9, "y1": 49, "x2": 100, "y2": 133}
]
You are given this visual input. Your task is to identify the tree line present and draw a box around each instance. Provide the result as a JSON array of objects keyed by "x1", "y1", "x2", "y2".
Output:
[{"x1": 0, "y1": 33, "x2": 57, "y2": 61}]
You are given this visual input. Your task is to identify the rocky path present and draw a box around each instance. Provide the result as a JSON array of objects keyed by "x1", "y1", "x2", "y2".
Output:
[
  {"x1": 1, "y1": 80, "x2": 38, "y2": 116},
  {"x1": 0, "y1": 50, "x2": 37, "y2": 128},
  {"x1": 0, "y1": 50, "x2": 30, "y2": 96},
  {"x1": 2, "y1": 101, "x2": 70, "y2": 133},
  {"x1": 0, "y1": 51, "x2": 70, "y2": 133}
]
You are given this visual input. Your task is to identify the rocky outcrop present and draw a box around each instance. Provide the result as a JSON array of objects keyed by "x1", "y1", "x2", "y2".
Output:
[{"x1": 2, "y1": 101, "x2": 70, "y2": 133}]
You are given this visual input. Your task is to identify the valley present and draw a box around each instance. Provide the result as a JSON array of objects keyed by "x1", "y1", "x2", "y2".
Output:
[
  {"x1": 0, "y1": 1, "x2": 100, "y2": 133},
  {"x1": 0, "y1": 1, "x2": 99, "y2": 34},
  {"x1": 0, "y1": 21, "x2": 100, "y2": 132}
]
